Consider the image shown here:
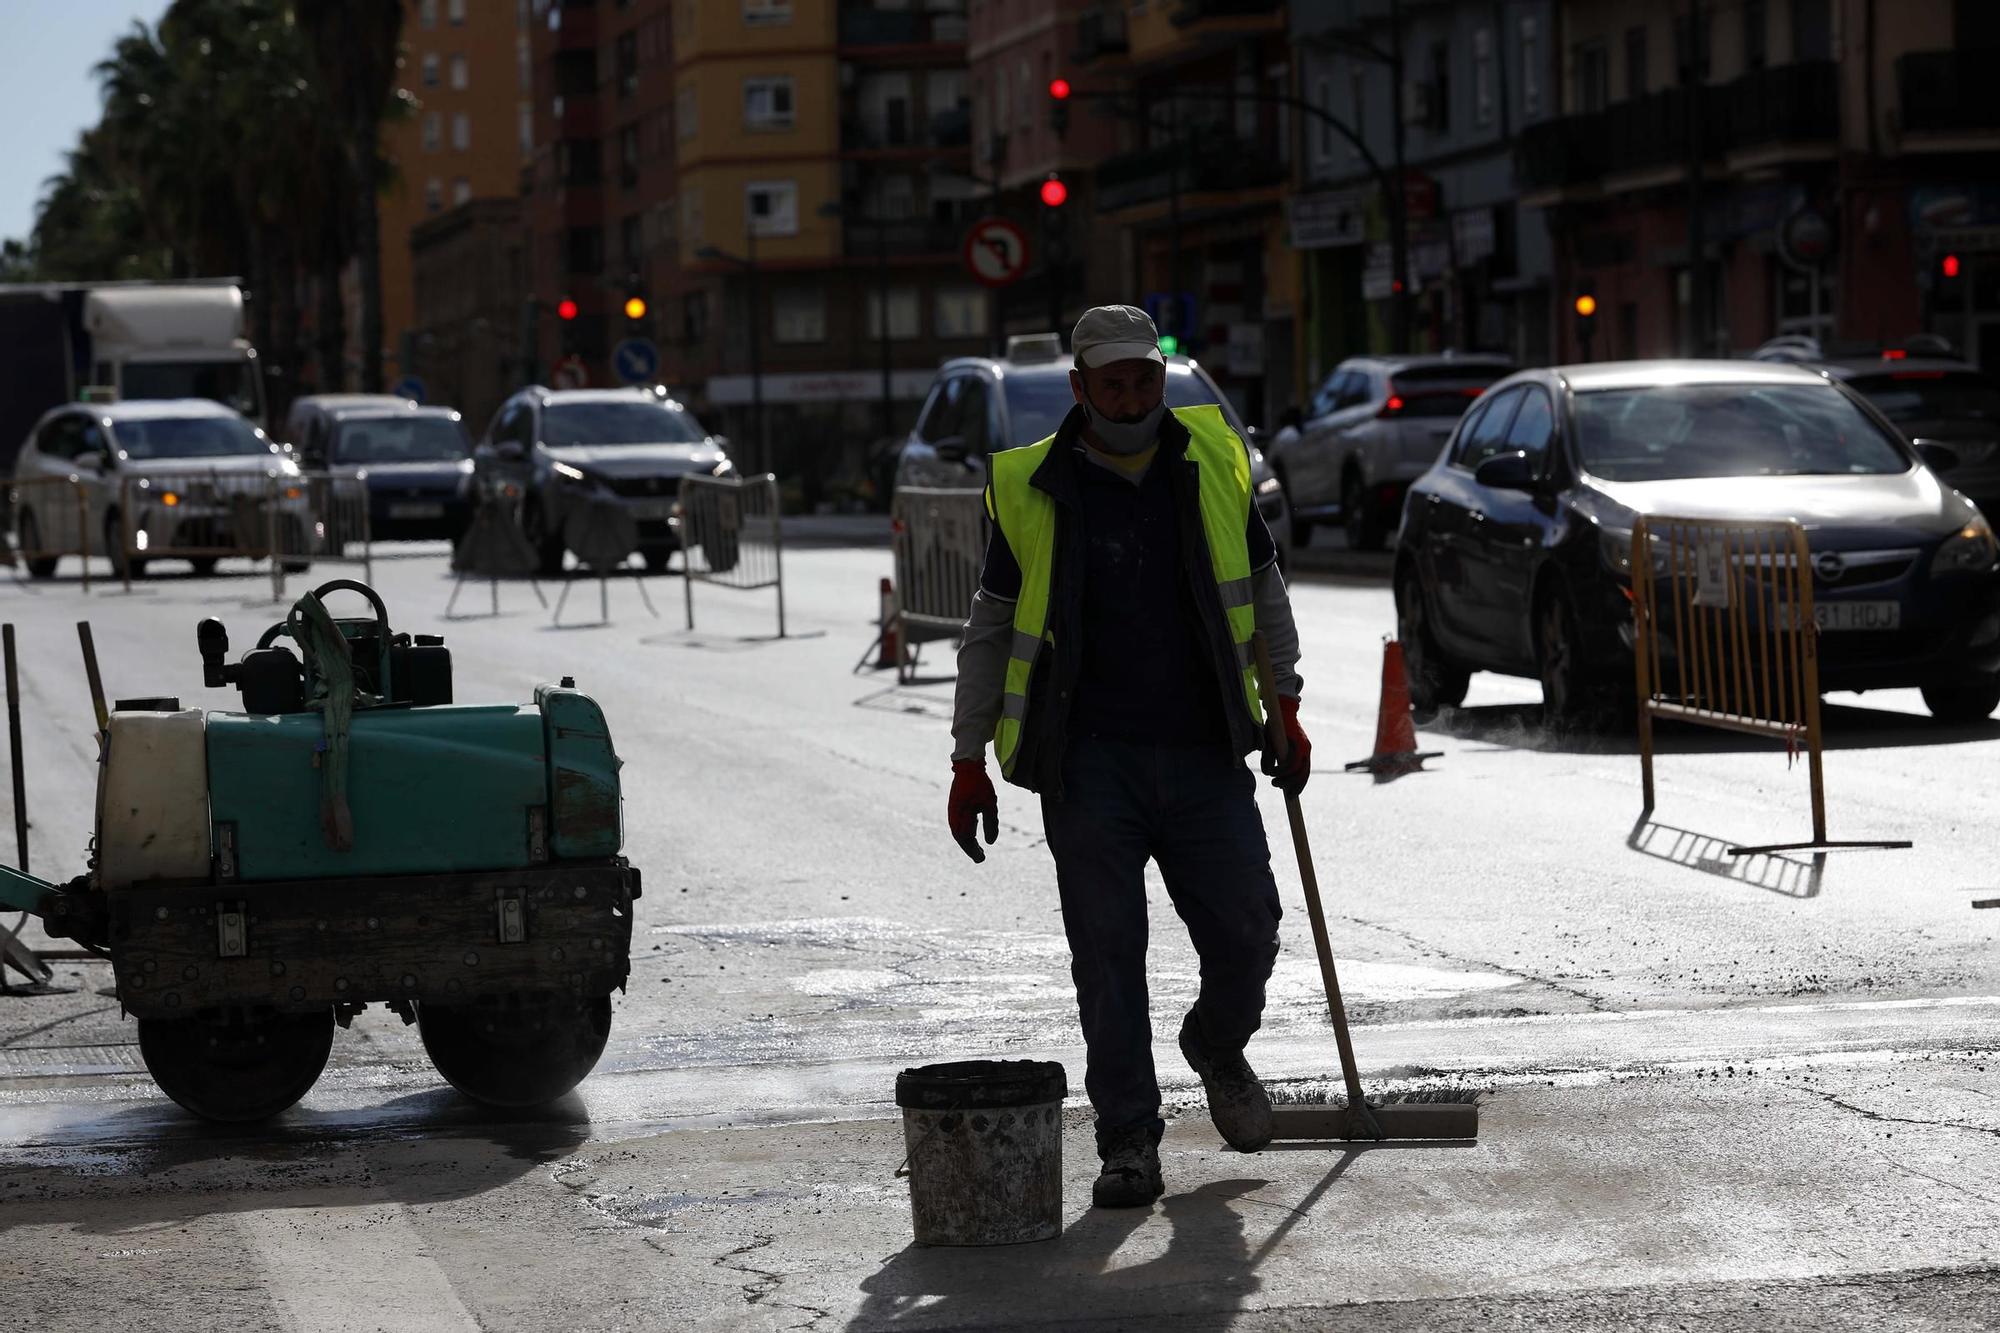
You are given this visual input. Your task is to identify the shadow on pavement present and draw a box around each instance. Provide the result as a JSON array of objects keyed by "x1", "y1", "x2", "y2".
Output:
[
  {"x1": 1626, "y1": 815, "x2": 1827, "y2": 900},
  {"x1": 1431, "y1": 701, "x2": 1997, "y2": 756}
]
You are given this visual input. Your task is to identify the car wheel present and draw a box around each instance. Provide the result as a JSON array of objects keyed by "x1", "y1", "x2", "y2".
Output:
[
  {"x1": 17, "y1": 510, "x2": 57, "y2": 579},
  {"x1": 1396, "y1": 565, "x2": 1469, "y2": 714},
  {"x1": 1277, "y1": 467, "x2": 1313, "y2": 547},
  {"x1": 190, "y1": 557, "x2": 219, "y2": 577},
  {"x1": 522, "y1": 498, "x2": 566, "y2": 577},
  {"x1": 1919, "y1": 677, "x2": 2000, "y2": 724},
  {"x1": 106, "y1": 514, "x2": 145, "y2": 581},
  {"x1": 642, "y1": 548, "x2": 674, "y2": 575},
  {"x1": 1536, "y1": 582, "x2": 1608, "y2": 727},
  {"x1": 1343, "y1": 469, "x2": 1386, "y2": 551}
]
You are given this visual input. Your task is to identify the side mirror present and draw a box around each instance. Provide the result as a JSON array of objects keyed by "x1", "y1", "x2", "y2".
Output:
[
  {"x1": 934, "y1": 435, "x2": 970, "y2": 464},
  {"x1": 76, "y1": 450, "x2": 108, "y2": 472},
  {"x1": 1914, "y1": 439, "x2": 1961, "y2": 472},
  {"x1": 1474, "y1": 449, "x2": 1537, "y2": 492},
  {"x1": 495, "y1": 439, "x2": 526, "y2": 461}
]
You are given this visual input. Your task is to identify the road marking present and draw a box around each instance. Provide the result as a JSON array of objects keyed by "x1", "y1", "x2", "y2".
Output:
[{"x1": 237, "y1": 1197, "x2": 482, "y2": 1333}]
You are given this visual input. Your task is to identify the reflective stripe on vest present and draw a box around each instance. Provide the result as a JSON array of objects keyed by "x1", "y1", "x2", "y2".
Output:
[{"x1": 985, "y1": 403, "x2": 1264, "y2": 778}]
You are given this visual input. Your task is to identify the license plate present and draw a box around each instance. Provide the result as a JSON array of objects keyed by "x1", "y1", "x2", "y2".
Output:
[
  {"x1": 1816, "y1": 600, "x2": 1900, "y2": 631},
  {"x1": 630, "y1": 501, "x2": 672, "y2": 522},
  {"x1": 387, "y1": 502, "x2": 444, "y2": 519}
]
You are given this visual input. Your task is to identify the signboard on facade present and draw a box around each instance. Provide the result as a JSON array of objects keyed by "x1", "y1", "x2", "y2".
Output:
[
  {"x1": 706, "y1": 370, "x2": 936, "y2": 405},
  {"x1": 1289, "y1": 191, "x2": 1366, "y2": 250},
  {"x1": 1452, "y1": 207, "x2": 1497, "y2": 266}
]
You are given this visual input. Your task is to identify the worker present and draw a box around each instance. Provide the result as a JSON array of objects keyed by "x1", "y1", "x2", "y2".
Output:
[{"x1": 948, "y1": 304, "x2": 1310, "y2": 1209}]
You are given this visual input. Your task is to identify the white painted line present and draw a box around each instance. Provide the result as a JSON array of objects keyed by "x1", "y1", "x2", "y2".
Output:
[{"x1": 237, "y1": 1198, "x2": 482, "y2": 1333}]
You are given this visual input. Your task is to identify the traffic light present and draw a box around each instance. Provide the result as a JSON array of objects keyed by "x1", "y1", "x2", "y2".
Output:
[
  {"x1": 1048, "y1": 77, "x2": 1071, "y2": 141},
  {"x1": 556, "y1": 297, "x2": 579, "y2": 322},
  {"x1": 1157, "y1": 335, "x2": 1180, "y2": 356},
  {"x1": 1039, "y1": 173, "x2": 1069, "y2": 209},
  {"x1": 1574, "y1": 292, "x2": 1598, "y2": 361},
  {"x1": 1943, "y1": 253, "x2": 1962, "y2": 280},
  {"x1": 622, "y1": 277, "x2": 649, "y2": 330}
]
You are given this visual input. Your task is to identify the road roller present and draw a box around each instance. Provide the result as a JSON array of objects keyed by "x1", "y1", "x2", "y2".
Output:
[{"x1": 0, "y1": 579, "x2": 639, "y2": 1121}]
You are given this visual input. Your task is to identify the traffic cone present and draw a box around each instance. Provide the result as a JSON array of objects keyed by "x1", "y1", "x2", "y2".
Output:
[
  {"x1": 1344, "y1": 640, "x2": 1443, "y2": 782},
  {"x1": 874, "y1": 577, "x2": 901, "y2": 670}
]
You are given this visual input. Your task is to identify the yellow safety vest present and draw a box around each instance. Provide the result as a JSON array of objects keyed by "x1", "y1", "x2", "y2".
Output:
[{"x1": 985, "y1": 403, "x2": 1262, "y2": 779}]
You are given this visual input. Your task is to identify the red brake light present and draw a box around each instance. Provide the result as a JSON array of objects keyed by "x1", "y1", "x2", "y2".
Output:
[
  {"x1": 1378, "y1": 395, "x2": 1405, "y2": 418},
  {"x1": 1882, "y1": 348, "x2": 1907, "y2": 360},
  {"x1": 1462, "y1": 386, "x2": 1485, "y2": 397}
]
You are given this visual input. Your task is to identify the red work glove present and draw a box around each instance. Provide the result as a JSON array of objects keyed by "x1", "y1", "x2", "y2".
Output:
[
  {"x1": 948, "y1": 759, "x2": 999, "y2": 863},
  {"x1": 1260, "y1": 695, "x2": 1312, "y2": 796}
]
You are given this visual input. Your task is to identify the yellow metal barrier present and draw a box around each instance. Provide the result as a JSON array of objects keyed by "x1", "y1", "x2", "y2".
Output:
[
  {"x1": 6, "y1": 476, "x2": 92, "y2": 591},
  {"x1": 1631, "y1": 514, "x2": 1908, "y2": 855}
]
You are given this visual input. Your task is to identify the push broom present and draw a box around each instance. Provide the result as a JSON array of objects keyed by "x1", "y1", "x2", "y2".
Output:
[{"x1": 1251, "y1": 633, "x2": 1479, "y2": 1142}]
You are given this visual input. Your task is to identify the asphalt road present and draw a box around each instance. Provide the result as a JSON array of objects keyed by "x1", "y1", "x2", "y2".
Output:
[{"x1": 1, "y1": 533, "x2": 1996, "y2": 1331}]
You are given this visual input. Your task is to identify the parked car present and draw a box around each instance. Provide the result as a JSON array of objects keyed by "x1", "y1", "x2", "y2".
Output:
[
  {"x1": 312, "y1": 405, "x2": 474, "y2": 543},
  {"x1": 1752, "y1": 334, "x2": 2000, "y2": 519},
  {"x1": 10, "y1": 398, "x2": 311, "y2": 579},
  {"x1": 1394, "y1": 360, "x2": 2000, "y2": 724},
  {"x1": 892, "y1": 334, "x2": 1292, "y2": 568},
  {"x1": 1274, "y1": 353, "x2": 1515, "y2": 551},
  {"x1": 281, "y1": 393, "x2": 416, "y2": 461},
  {"x1": 474, "y1": 386, "x2": 733, "y2": 575}
]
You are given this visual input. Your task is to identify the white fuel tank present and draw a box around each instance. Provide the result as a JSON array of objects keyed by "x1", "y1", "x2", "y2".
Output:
[{"x1": 95, "y1": 709, "x2": 211, "y2": 889}]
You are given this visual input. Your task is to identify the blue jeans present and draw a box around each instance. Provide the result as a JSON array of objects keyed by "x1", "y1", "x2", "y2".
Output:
[{"x1": 1039, "y1": 736, "x2": 1283, "y2": 1151}]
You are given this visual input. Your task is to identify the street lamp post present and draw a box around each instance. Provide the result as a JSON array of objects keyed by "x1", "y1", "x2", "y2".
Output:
[{"x1": 695, "y1": 236, "x2": 765, "y2": 473}]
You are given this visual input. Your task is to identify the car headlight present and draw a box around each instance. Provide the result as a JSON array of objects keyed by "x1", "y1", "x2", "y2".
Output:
[
  {"x1": 1931, "y1": 518, "x2": 1999, "y2": 575},
  {"x1": 551, "y1": 460, "x2": 595, "y2": 485},
  {"x1": 1599, "y1": 526, "x2": 1668, "y2": 577},
  {"x1": 712, "y1": 458, "x2": 736, "y2": 477}
]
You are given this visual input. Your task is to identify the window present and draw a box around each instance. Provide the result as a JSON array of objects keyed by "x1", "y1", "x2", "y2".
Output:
[
  {"x1": 935, "y1": 289, "x2": 987, "y2": 339},
  {"x1": 1455, "y1": 387, "x2": 1524, "y2": 469},
  {"x1": 450, "y1": 54, "x2": 468, "y2": 90},
  {"x1": 1743, "y1": 0, "x2": 1768, "y2": 70},
  {"x1": 1349, "y1": 68, "x2": 1367, "y2": 160},
  {"x1": 565, "y1": 225, "x2": 604, "y2": 275},
  {"x1": 955, "y1": 378, "x2": 994, "y2": 454},
  {"x1": 447, "y1": 0, "x2": 465, "y2": 24},
  {"x1": 1521, "y1": 16, "x2": 1542, "y2": 116},
  {"x1": 519, "y1": 102, "x2": 534, "y2": 155},
  {"x1": 1673, "y1": 13, "x2": 1710, "y2": 81},
  {"x1": 1473, "y1": 28, "x2": 1495, "y2": 126},
  {"x1": 683, "y1": 290, "x2": 709, "y2": 344},
  {"x1": 744, "y1": 76, "x2": 795, "y2": 129},
  {"x1": 866, "y1": 288, "x2": 922, "y2": 341},
  {"x1": 425, "y1": 178, "x2": 444, "y2": 214},
  {"x1": 994, "y1": 65, "x2": 1010, "y2": 133},
  {"x1": 419, "y1": 0, "x2": 437, "y2": 29},
  {"x1": 1503, "y1": 389, "x2": 1556, "y2": 471},
  {"x1": 1792, "y1": 0, "x2": 1832, "y2": 61},
  {"x1": 422, "y1": 112, "x2": 442, "y2": 151},
  {"x1": 916, "y1": 376, "x2": 964, "y2": 443},
  {"x1": 1313, "y1": 77, "x2": 1333, "y2": 161},
  {"x1": 1426, "y1": 41, "x2": 1451, "y2": 131},
  {"x1": 681, "y1": 188, "x2": 704, "y2": 245},
  {"x1": 745, "y1": 180, "x2": 798, "y2": 237},
  {"x1": 35, "y1": 415, "x2": 81, "y2": 460},
  {"x1": 422, "y1": 53, "x2": 440, "y2": 88},
  {"x1": 1017, "y1": 61, "x2": 1031, "y2": 131},
  {"x1": 620, "y1": 214, "x2": 642, "y2": 261},
  {"x1": 1573, "y1": 40, "x2": 1609, "y2": 113},
  {"x1": 1624, "y1": 26, "x2": 1648, "y2": 99},
  {"x1": 772, "y1": 288, "x2": 826, "y2": 343},
  {"x1": 616, "y1": 32, "x2": 638, "y2": 99},
  {"x1": 744, "y1": 0, "x2": 791, "y2": 24},
  {"x1": 619, "y1": 123, "x2": 641, "y2": 186},
  {"x1": 677, "y1": 86, "x2": 698, "y2": 139},
  {"x1": 453, "y1": 178, "x2": 472, "y2": 206},
  {"x1": 451, "y1": 112, "x2": 471, "y2": 151}
]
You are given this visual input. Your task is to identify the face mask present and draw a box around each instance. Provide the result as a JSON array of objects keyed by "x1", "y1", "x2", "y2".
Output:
[{"x1": 1081, "y1": 394, "x2": 1166, "y2": 456}]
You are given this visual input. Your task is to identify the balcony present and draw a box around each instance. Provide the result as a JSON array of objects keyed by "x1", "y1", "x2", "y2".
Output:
[
  {"x1": 1726, "y1": 60, "x2": 1838, "y2": 151},
  {"x1": 1095, "y1": 132, "x2": 1285, "y2": 213},
  {"x1": 841, "y1": 218, "x2": 966, "y2": 259},
  {"x1": 838, "y1": 9, "x2": 969, "y2": 47},
  {"x1": 1899, "y1": 50, "x2": 2000, "y2": 136},
  {"x1": 842, "y1": 114, "x2": 973, "y2": 154},
  {"x1": 1073, "y1": 5, "x2": 1129, "y2": 63}
]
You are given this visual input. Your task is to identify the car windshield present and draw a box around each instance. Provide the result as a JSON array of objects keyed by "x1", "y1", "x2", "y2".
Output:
[
  {"x1": 1845, "y1": 372, "x2": 2000, "y2": 428},
  {"x1": 111, "y1": 414, "x2": 273, "y2": 460},
  {"x1": 1001, "y1": 367, "x2": 1228, "y2": 448},
  {"x1": 121, "y1": 360, "x2": 261, "y2": 417},
  {"x1": 542, "y1": 401, "x2": 705, "y2": 448},
  {"x1": 332, "y1": 416, "x2": 469, "y2": 463},
  {"x1": 1574, "y1": 384, "x2": 1911, "y2": 482}
]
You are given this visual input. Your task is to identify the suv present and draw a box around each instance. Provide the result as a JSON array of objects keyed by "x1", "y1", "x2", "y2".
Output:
[
  {"x1": 474, "y1": 386, "x2": 733, "y2": 574},
  {"x1": 1752, "y1": 334, "x2": 2000, "y2": 518},
  {"x1": 892, "y1": 334, "x2": 1291, "y2": 564},
  {"x1": 1273, "y1": 352, "x2": 1515, "y2": 550},
  {"x1": 281, "y1": 393, "x2": 416, "y2": 460}
]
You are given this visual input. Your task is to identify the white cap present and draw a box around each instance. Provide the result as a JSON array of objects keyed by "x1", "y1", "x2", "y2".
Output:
[{"x1": 1072, "y1": 304, "x2": 1167, "y2": 368}]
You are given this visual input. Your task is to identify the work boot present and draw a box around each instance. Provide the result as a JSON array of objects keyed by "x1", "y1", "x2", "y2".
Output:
[
  {"x1": 1179, "y1": 1008, "x2": 1274, "y2": 1152},
  {"x1": 1091, "y1": 1129, "x2": 1164, "y2": 1209}
]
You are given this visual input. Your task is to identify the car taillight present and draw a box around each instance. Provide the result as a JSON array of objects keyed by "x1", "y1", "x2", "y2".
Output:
[{"x1": 1377, "y1": 396, "x2": 1405, "y2": 418}]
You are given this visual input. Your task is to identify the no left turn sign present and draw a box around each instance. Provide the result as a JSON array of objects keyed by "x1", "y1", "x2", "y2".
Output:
[{"x1": 962, "y1": 217, "x2": 1031, "y2": 288}]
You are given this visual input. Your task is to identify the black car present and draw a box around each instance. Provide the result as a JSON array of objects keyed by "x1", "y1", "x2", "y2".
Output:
[
  {"x1": 1395, "y1": 360, "x2": 2000, "y2": 724},
  {"x1": 315, "y1": 406, "x2": 474, "y2": 542}
]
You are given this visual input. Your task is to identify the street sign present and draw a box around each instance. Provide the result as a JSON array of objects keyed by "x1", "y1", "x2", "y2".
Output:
[
  {"x1": 962, "y1": 217, "x2": 1031, "y2": 288},
  {"x1": 613, "y1": 337, "x2": 660, "y2": 386},
  {"x1": 1144, "y1": 291, "x2": 1198, "y2": 340},
  {"x1": 391, "y1": 375, "x2": 426, "y2": 404},
  {"x1": 1289, "y1": 191, "x2": 1366, "y2": 250},
  {"x1": 553, "y1": 355, "x2": 588, "y2": 390}
]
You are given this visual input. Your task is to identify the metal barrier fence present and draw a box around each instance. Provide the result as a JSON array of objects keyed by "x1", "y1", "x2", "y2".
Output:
[
  {"x1": 678, "y1": 473, "x2": 784, "y2": 637},
  {"x1": 115, "y1": 470, "x2": 370, "y2": 598},
  {"x1": 1630, "y1": 514, "x2": 1909, "y2": 855},
  {"x1": 890, "y1": 487, "x2": 987, "y2": 685},
  {"x1": 6, "y1": 476, "x2": 93, "y2": 591}
]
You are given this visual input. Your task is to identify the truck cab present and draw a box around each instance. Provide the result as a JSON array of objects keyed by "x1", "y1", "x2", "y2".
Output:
[{"x1": 84, "y1": 286, "x2": 266, "y2": 427}]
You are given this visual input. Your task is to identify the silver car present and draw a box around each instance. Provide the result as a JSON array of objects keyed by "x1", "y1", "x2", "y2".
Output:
[
  {"x1": 10, "y1": 397, "x2": 310, "y2": 579},
  {"x1": 1274, "y1": 352, "x2": 1514, "y2": 551}
]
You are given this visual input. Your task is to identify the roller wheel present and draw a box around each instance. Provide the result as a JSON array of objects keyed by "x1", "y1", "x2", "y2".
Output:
[
  {"x1": 418, "y1": 991, "x2": 612, "y2": 1108},
  {"x1": 137, "y1": 1007, "x2": 334, "y2": 1122}
]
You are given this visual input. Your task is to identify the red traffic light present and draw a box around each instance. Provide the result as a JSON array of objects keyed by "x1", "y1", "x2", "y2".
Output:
[
  {"x1": 1040, "y1": 175, "x2": 1069, "y2": 208},
  {"x1": 1943, "y1": 254, "x2": 1962, "y2": 279},
  {"x1": 1048, "y1": 78, "x2": 1071, "y2": 101},
  {"x1": 556, "y1": 298, "x2": 579, "y2": 321}
]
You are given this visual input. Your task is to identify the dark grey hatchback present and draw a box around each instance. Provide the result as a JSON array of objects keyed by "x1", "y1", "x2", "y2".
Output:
[{"x1": 1394, "y1": 360, "x2": 2000, "y2": 724}]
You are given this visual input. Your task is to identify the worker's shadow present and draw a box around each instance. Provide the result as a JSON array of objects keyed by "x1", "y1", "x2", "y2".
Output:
[{"x1": 847, "y1": 1173, "x2": 1279, "y2": 1330}]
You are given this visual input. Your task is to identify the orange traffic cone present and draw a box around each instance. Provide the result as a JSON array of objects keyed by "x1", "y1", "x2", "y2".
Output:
[
  {"x1": 1344, "y1": 640, "x2": 1443, "y2": 782},
  {"x1": 873, "y1": 577, "x2": 901, "y2": 670}
]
